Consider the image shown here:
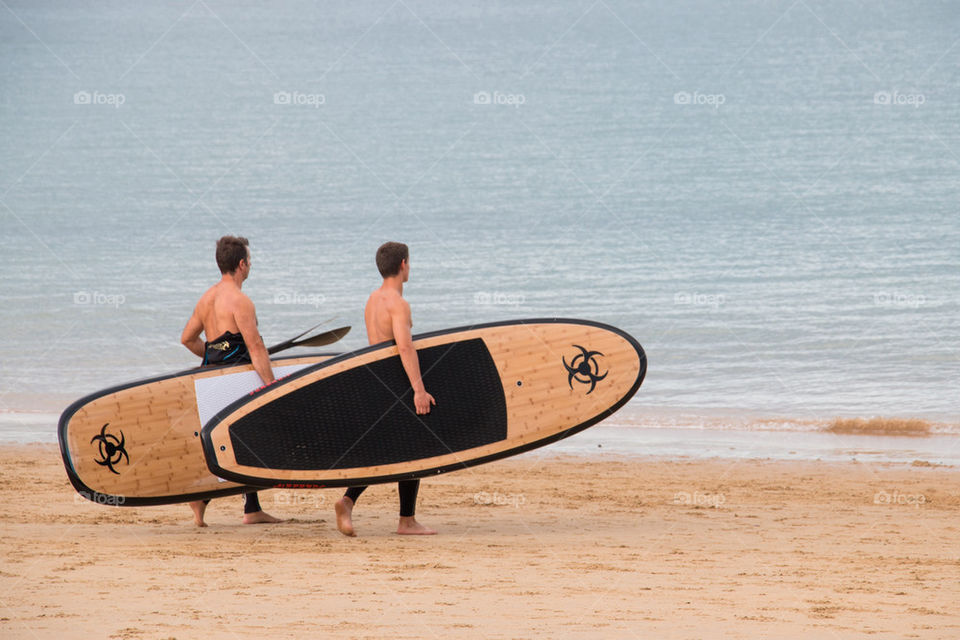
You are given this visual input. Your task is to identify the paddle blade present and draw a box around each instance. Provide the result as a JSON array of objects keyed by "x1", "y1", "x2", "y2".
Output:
[
  {"x1": 294, "y1": 326, "x2": 351, "y2": 348},
  {"x1": 267, "y1": 317, "x2": 339, "y2": 355}
]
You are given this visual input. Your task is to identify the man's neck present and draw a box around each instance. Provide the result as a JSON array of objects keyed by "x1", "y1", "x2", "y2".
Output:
[
  {"x1": 382, "y1": 275, "x2": 403, "y2": 296},
  {"x1": 221, "y1": 272, "x2": 244, "y2": 290}
]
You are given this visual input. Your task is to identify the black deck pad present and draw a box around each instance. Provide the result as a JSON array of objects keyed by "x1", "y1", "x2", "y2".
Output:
[{"x1": 230, "y1": 338, "x2": 507, "y2": 470}]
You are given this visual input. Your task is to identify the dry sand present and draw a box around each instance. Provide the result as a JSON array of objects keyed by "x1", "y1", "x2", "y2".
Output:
[{"x1": 1, "y1": 443, "x2": 958, "y2": 639}]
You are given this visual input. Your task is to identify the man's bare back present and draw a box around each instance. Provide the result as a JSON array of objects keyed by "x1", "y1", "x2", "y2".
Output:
[
  {"x1": 364, "y1": 286, "x2": 408, "y2": 344},
  {"x1": 194, "y1": 281, "x2": 247, "y2": 339}
]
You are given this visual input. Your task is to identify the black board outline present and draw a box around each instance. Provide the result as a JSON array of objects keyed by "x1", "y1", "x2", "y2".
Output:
[
  {"x1": 58, "y1": 352, "x2": 342, "y2": 507},
  {"x1": 202, "y1": 318, "x2": 646, "y2": 487}
]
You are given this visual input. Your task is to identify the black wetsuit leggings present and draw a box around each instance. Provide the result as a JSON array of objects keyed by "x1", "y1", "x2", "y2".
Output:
[
  {"x1": 203, "y1": 492, "x2": 262, "y2": 514},
  {"x1": 344, "y1": 480, "x2": 419, "y2": 517}
]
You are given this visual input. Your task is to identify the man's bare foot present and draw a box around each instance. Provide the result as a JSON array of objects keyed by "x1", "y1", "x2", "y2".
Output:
[
  {"x1": 189, "y1": 500, "x2": 208, "y2": 527},
  {"x1": 243, "y1": 510, "x2": 283, "y2": 524},
  {"x1": 335, "y1": 497, "x2": 356, "y2": 537},
  {"x1": 397, "y1": 516, "x2": 436, "y2": 535}
]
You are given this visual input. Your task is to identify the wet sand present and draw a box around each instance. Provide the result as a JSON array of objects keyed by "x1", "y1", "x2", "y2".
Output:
[{"x1": 1, "y1": 443, "x2": 958, "y2": 639}]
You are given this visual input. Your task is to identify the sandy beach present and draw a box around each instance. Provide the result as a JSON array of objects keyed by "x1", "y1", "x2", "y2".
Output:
[{"x1": 1, "y1": 443, "x2": 958, "y2": 639}]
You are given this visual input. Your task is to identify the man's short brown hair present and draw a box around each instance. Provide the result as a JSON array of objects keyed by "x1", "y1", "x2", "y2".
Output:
[
  {"x1": 216, "y1": 236, "x2": 250, "y2": 274},
  {"x1": 375, "y1": 241, "x2": 409, "y2": 277}
]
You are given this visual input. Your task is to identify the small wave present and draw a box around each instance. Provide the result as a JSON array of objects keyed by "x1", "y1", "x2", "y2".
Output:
[
  {"x1": 824, "y1": 417, "x2": 931, "y2": 436},
  {"x1": 603, "y1": 408, "x2": 960, "y2": 435}
]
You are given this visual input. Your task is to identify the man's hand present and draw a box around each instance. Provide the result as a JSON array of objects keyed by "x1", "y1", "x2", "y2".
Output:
[{"x1": 414, "y1": 389, "x2": 436, "y2": 415}]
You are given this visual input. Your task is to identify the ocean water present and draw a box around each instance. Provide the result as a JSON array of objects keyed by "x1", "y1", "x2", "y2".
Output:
[{"x1": 1, "y1": 1, "x2": 959, "y2": 445}]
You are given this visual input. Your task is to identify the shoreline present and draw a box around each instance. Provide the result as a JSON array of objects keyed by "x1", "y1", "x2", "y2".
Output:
[
  {"x1": 3, "y1": 443, "x2": 959, "y2": 638},
  {"x1": 5, "y1": 400, "x2": 959, "y2": 429},
  {"x1": 12, "y1": 418, "x2": 960, "y2": 467}
]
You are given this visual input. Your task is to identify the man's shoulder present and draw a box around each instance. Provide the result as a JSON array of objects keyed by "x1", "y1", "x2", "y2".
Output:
[
  {"x1": 229, "y1": 288, "x2": 255, "y2": 311},
  {"x1": 206, "y1": 282, "x2": 253, "y2": 311},
  {"x1": 368, "y1": 287, "x2": 407, "y2": 308},
  {"x1": 384, "y1": 291, "x2": 409, "y2": 313},
  {"x1": 195, "y1": 284, "x2": 218, "y2": 308}
]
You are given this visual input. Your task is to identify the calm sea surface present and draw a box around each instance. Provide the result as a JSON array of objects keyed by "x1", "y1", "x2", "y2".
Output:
[{"x1": 1, "y1": 1, "x2": 958, "y2": 443}]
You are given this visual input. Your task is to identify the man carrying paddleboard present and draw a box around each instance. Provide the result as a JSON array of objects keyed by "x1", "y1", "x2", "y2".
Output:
[
  {"x1": 334, "y1": 242, "x2": 437, "y2": 536},
  {"x1": 180, "y1": 236, "x2": 282, "y2": 527}
]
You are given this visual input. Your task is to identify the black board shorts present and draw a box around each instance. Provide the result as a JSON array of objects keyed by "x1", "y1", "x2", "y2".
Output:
[{"x1": 202, "y1": 331, "x2": 251, "y2": 366}]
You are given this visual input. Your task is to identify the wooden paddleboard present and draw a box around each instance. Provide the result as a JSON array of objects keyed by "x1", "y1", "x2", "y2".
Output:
[
  {"x1": 59, "y1": 354, "x2": 335, "y2": 506},
  {"x1": 202, "y1": 319, "x2": 646, "y2": 486}
]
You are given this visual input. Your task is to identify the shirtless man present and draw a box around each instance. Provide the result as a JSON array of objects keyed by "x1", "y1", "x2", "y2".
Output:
[
  {"x1": 180, "y1": 235, "x2": 282, "y2": 527},
  {"x1": 334, "y1": 241, "x2": 437, "y2": 536}
]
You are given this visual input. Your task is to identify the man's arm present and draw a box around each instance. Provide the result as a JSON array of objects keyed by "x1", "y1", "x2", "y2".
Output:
[
  {"x1": 180, "y1": 308, "x2": 206, "y2": 358},
  {"x1": 391, "y1": 298, "x2": 435, "y2": 415},
  {"x1": 234, "y1": 295, "x2": 275, "y2": 385}
]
